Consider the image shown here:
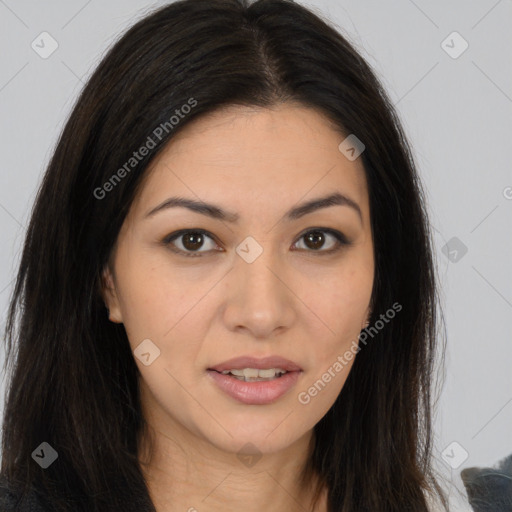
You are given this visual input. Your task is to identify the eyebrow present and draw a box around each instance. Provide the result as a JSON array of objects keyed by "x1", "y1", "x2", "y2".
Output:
[{"x1": 144, "y1": 192, "x2": 362, "y2": 224}]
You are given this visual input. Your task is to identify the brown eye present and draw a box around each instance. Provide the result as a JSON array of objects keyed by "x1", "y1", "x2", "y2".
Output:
[
  {"x1": 181, "y1": 232, "x2": 205, "y2": 251},
  {"x1": 163, "y1": 229, "x2": 219, "y2": 257},
  {"x1": 163, "y1": 227, "x2": 350, "y2": 258},
  {"x1": 293, "y1": 229, "x2": 349, "y2": 253},
  {"x1": 304, "y1": 231, "x2": 326, "y2": 250}
]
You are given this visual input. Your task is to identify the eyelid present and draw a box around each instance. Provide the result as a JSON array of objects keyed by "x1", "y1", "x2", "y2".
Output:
[
  {"x1": 162, "y1": 227, "x2": 351, "y2": 257},
  {"x1": 162, "y1": 229, "x2": 220, "y2": 257},
  {"x1": 293, "y1": 227, "x2": 350, "y2": 251}
]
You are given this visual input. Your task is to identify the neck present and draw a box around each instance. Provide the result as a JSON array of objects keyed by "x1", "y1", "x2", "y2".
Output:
[{"x1": 137, "y1": 421, "x2": 327, "y2": 512}]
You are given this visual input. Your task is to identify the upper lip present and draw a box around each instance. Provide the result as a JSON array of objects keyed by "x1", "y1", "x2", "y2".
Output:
[{"x1": 208, "y1": 355, "x2": 302, "y2": 372}]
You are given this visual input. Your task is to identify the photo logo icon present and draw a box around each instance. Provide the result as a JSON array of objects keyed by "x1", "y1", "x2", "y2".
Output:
[
  {"x1": 237, "y1": 442, "x2": 263, "y2": 468},
  {"x1": 31, "y1": 32, "x2": 59, "y2": 59},
  {"x1": 441, "y1": 236, "x2": 468, "y2": 263},
  {"x1": 338, "y1": 134, "x2": 365, "y2": 161},
  {"x1": 134, "y1": 338, "x2": 161, "y2": 366},
  {"x1": 31, "y1": 442, "x2": 58, "y2": 469},
  {"x1": 441, "y1": 441, "x2": 469, "y2": 469},
  {"x1": 441, "y1": 31, "x2": 469, "y2": 59},
  {"x1": 236, "y1": 236, "x2": 263, "y2": 264}
]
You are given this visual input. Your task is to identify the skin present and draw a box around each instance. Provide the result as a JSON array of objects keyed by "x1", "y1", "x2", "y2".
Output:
[{"x1": 102, "y1": 103, "x2": 374, "y2": 512}]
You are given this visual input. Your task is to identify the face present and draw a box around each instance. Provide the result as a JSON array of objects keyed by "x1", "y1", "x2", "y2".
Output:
[{"x1": 102, "y1": 103, "x2": 374, "y2": 457}]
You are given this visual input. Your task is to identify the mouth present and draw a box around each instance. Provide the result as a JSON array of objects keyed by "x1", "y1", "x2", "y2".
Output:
[
  {"x1": 211, "y1": 368, "x2": 290, "y2": 382},
  {"x1": 206, "y1": 355, "x2": 303, "y2": 405},
  {"x1": 207, "y1": 355, "x2": 302, "y2": 374}
]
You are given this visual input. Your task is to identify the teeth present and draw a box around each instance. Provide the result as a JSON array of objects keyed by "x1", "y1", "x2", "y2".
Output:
[
  {"x1": 257, "y1": 368, "x2": 281, "y2": 378},
  {"x1": 220, "y1": 368, "x2": 288, "y2": 380}
]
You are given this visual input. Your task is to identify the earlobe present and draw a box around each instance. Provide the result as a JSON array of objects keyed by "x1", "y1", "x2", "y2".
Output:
[
  {"x1": 362, "y1": 306, "x2": 372, "y2": 329},
  {"x1": 100, "y1": 265, "x2": 123, "y2": 324}
]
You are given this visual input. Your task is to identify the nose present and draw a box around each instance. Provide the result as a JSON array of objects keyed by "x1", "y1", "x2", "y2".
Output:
[{"x1": 222, "y1": 245, "x2": 296, "y2": 339}]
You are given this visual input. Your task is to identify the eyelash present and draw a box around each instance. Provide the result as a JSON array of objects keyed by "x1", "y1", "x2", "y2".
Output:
[{"x1": 161, "y1": 228, "x2": 351, "y2": 258}]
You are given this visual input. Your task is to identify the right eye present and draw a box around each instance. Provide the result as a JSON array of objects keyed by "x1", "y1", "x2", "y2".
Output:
[{"x1": 162, "y1": 229, "x2": 221, "y2": 257}]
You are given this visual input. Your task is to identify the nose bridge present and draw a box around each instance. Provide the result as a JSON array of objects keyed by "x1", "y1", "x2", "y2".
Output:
[
  {"x1": 235, "y1": 235, "x2": 283, "y2": 301},
  {"x1": 224, "y1": 235, "x2": 294, "y2": 334}
]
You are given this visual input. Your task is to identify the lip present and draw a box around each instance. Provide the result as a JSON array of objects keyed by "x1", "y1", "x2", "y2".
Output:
[
  {"x1": 207, "y1": 355, "x2": 302, "y2": 373},
  {"x1": 207, "y1": 369, "x2": 302, "y2": 405}
]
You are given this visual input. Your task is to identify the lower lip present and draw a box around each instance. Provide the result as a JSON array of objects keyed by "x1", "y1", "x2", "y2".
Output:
[{"x1": 207, "y1": 370, "x2": 302, "y2": 405}]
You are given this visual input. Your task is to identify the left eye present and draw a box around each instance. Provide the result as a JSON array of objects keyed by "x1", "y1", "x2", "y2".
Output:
[
  {"x1": 292, "y1": 229, "x2": 348, "y2": 252},
  {"x1": 162, "y1": 228, "x2": 349, "y2": 257}
]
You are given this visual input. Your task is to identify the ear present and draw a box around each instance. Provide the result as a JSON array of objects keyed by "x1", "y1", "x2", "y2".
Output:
[
  {"x1": 362, "y1": 305, "x2": 372, "y2": 329},
  {"x1": 100, "y1": 264, "x2": 123, "y2": 324}
]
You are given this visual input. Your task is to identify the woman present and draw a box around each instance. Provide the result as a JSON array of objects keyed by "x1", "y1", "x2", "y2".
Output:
[{"x1": 0, "y1": 0, "x2": 449, "y2": 510}]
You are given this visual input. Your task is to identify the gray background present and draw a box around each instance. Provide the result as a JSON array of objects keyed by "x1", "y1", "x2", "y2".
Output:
[{"x1": 0, "y1": 1, "x2": 511, "y2": 510}]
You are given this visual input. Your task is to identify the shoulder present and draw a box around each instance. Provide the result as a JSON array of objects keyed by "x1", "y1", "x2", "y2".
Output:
[{"x1": 461, "y1": 454, "x2": 512, "y2": 511}]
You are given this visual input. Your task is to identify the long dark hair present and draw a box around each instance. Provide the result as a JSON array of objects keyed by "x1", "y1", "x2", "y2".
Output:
[{"x1": 1, "y1": 0, "x2": 448, "y2": 510}]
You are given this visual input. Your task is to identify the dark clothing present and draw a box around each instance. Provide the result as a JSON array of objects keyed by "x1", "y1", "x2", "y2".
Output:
[
  {"x1": 461, "y1": 453, "x2": 512, "y2": 512},
  {"x1": 0, "y1": 476, "x2": 156, "y2": 512},
  {"x1": 0, "y1": 480, "x2": 47, "y2": 512}
]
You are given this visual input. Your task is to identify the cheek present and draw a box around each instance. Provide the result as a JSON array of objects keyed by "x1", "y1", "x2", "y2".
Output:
[
  {"x1": 296, "y1": 348, "x2": 357, "y2": 416},
  {"x1": 114, "y1": 255, "x2": 214, "y2": 376},
  {"x1": 114, "y1": 246, "x2": 189, "y2": 330},
  {"x1": 116, "y1": 272, "x2": 170, "y2": 343},
  {"x1": 308, "y1": 266, "x2": 372, "y2": 356}
]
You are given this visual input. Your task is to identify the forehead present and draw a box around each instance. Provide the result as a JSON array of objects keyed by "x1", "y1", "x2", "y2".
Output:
[{"x1": 131, "y1": 103, "x2": 369, "y2": 221}]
